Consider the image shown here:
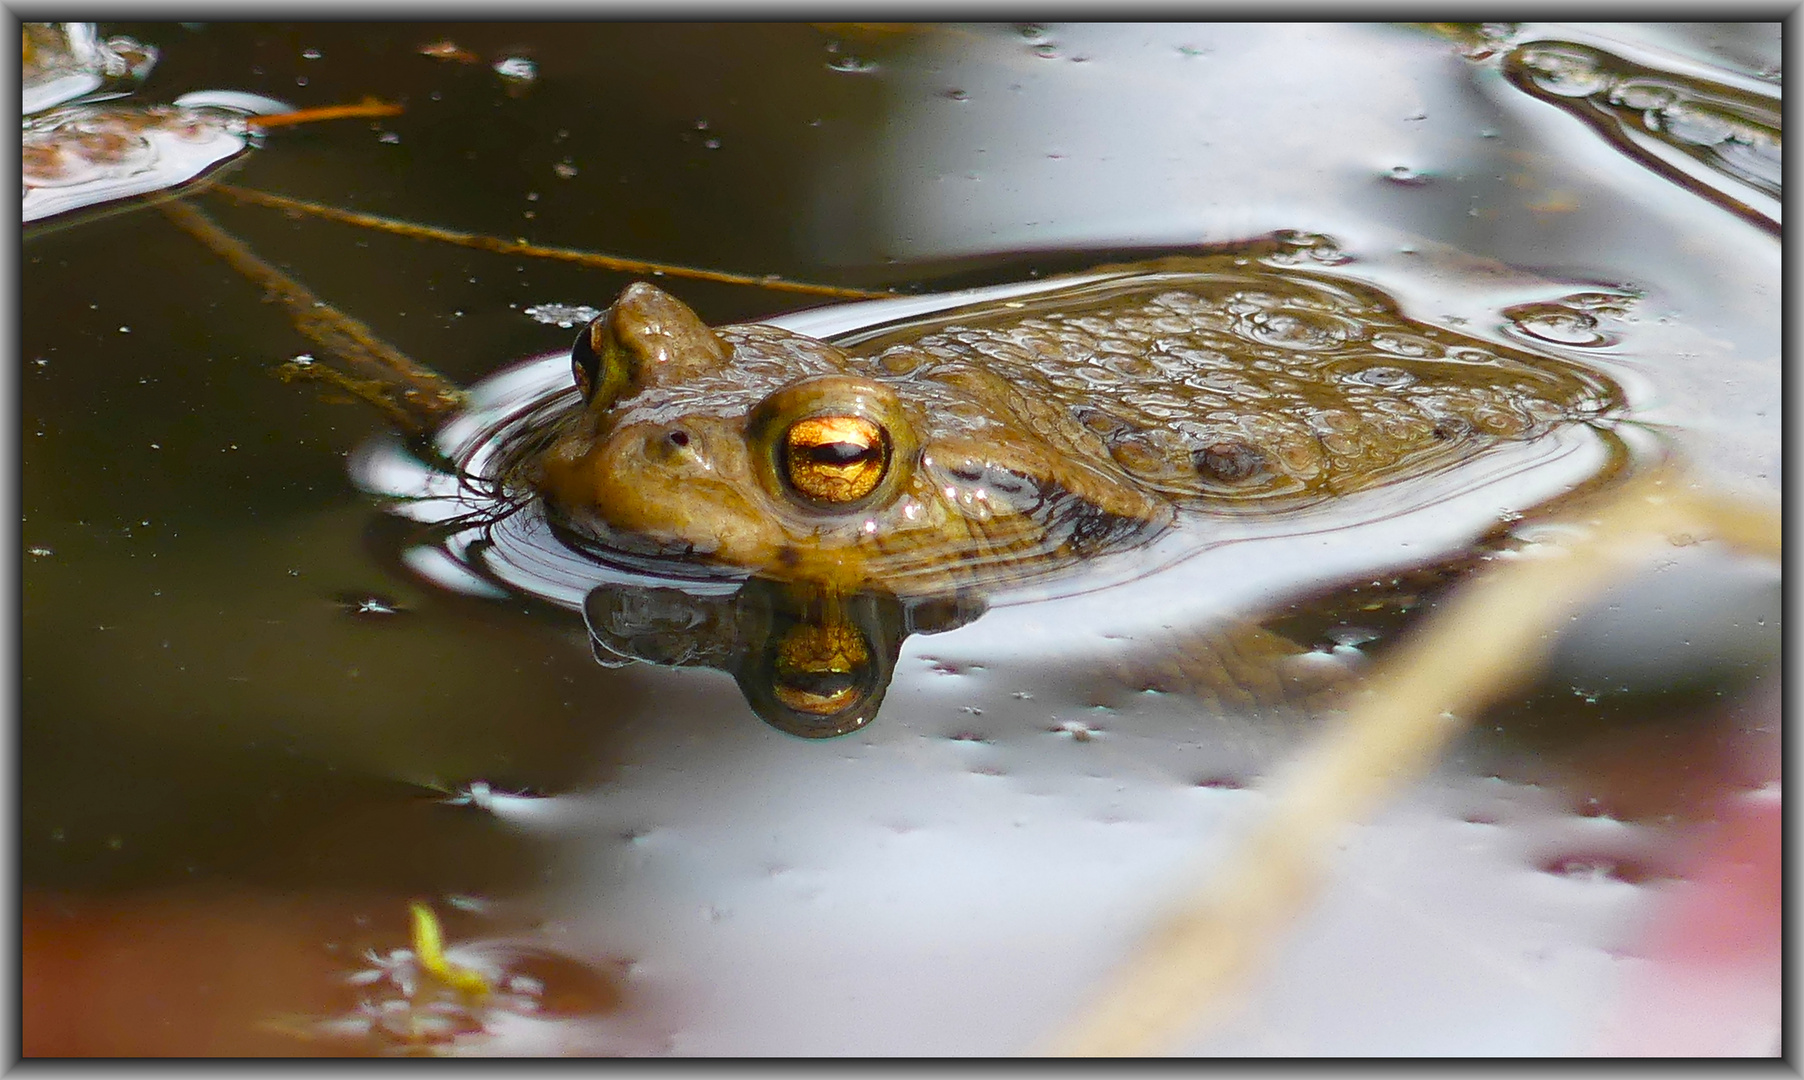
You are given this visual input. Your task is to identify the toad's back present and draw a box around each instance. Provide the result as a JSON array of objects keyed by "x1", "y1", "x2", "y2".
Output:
[{"x1": 845, "y1": 267, "x2": 1620, "y2": 506}]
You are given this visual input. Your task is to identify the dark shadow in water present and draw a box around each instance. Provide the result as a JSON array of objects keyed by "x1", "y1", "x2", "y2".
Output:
[{"x1": 583, "y1": 576, "x2": 984, "y2": 738}]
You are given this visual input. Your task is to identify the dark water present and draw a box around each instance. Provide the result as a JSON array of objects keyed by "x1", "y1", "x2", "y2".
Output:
[{"x1": 21, "y1": 23, "x2": 1779, "y2": 1055}]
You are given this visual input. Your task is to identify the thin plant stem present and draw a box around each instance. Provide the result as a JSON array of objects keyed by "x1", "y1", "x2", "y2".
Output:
[
  {"x1": 207, "y1": 183, "x2": 894, "y2": 300},
  {"x1": 159, "y1": 197, "x2": 467, "y2": 434},
  {"x1": 1044, "y1": 466, "x2": 1779, "y2": 1056}
]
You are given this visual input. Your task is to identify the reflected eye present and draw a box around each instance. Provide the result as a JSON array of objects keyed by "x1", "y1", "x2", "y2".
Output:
[
  {"x1": 783, "y1": 416, "x2": 889, "y2": 504},
  {"x1": 771, "y1": 621, "x2": 872, "y2": 716}
]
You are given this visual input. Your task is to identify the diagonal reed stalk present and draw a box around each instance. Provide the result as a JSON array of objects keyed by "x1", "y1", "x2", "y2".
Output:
[
  {"x1": 207, "y1": 183, "x2": 893, "y2": 300},
  {"x1": 159, "y1": 198, "x2": 467, "y2": 434},
  {"x1": 1044, "y1": 466, "x2": 1779, "y2": 1056}
]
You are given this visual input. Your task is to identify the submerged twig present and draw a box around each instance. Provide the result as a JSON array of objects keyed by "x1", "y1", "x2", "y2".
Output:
[
  {"x1": 246, "y1": 97, "x2": 404, "y2": 130},
  {"x1": 1045, "y1": 466, "x2": 1780, "y2": 1056},
  {"x1": 158, "y1": 198, "x2": 466, "y2": 434},
  {"x1": 208, "y1": 183, "x2": 894, "y2": 300}
]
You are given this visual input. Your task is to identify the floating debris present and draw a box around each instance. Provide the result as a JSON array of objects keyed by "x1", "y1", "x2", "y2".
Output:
[
  {"x1": 523, "y1": 303, "x2": 603, "y2": 329},
  {"x1": 419, "y1": 39, "x2": 481, "y2": 65},
  {"x1": 493, "y1": 56, "x2": 537, "y2": 85},
  {"x1": 22, "y1": 22, "x2": 157, "y2": 115}
]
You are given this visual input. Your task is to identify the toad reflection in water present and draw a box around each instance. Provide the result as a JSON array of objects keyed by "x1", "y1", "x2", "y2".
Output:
[{"x1": 356, "y1": 233, "x2": 1634, "y2": 737}]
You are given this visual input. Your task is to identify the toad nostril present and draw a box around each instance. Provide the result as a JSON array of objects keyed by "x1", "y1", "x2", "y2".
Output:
[{"x1": 668, "y1": 430, "x2": 691, "y2": 448}]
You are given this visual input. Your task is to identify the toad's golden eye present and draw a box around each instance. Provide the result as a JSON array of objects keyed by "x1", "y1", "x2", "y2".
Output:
[
  {"x1": 570, "y1": 318, "x2": 609, "y2": 402},
  {"x1": 782, "y1": 415, "x2": 888, "y2": 504},
  {"x1": 748, "y1": 375, "x2": 917, "y2": 513}
]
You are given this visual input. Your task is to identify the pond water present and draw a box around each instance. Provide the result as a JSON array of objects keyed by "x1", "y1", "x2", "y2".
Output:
[{"x1": 21, "y1": 22, "x2": 1779, "y2": 1056}]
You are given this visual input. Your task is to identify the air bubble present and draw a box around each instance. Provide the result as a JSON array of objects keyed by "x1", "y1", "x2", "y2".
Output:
[
  {"x1": 1385, "y1": 165, "x2": 1431, "y2": 186},
  {"x1": 1241, "y1": 308, "x2": 1355, "y2": 351},
  {"x1": 1346, "y1": 365, "x2": 1416, "y2": 389},
  {"x1": 1503, "y1": 301, "x2": 1616, "y2": 347}
]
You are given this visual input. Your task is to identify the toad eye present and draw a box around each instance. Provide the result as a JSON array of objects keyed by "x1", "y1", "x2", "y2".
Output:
[
  {"x1": 748, "y1": 375, "x2": 918, "y2": 514},
  {"x1": 783, "y1": 416, "x2": 889, "y2": 504},
  {"x1": 570, "y1": 319, "x2": 607, "y2": 402}
]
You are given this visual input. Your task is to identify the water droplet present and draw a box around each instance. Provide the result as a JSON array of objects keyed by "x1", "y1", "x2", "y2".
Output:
[
  {"x1": 523, "y1": 303, "x2": 603, "y2": 329},
  {"x1": 1053, "y1": 720, "x2": 1098, "y2": 741},
  {"x1": 1385, "y1": 164, "x2": 1432, "y2": 186},
  {"x1": 1241, "y1": 308, "x2": 1354, "y2": 350},
  {"x1": 28, "y1": 546, "x2": 52, "y2": 558},
  {"x1": 377, "y1": 131, "x2": 400, "y2": 144},
  {"x1": 826, "y1": 56, "x2": 878, "y2": 74},
  {"x1": 301, "y1": 48, "x2": 322, "y2": 60},
  {"x1": 1502, "y1": 301, "x2": 1615, "y2": 347},
  {"x1": 1559, "y1": 290, "x2": 1640, "y2": 316},
  {"x1": 1345, "y1": 365, "x2": 1416, "y2": 389},
  {"x1": 553, "y1": 160, "x2": 578, "y2": 179},
  {"x1": 944, "y1": 89, "x2": 970, "y2": 102},
  {"x1": 1326, "y1": 625, "x2": 1381, "y2": 648},
  {"x1": 1032, "y1": 44, "x2": 1058, "y2": 59},
  {"x1": 702, "y1": 137, "x2": 721, "y2": 150},
  {"x1": 1515, "y1": 43, "x2": 1609, "y2": 98},
  {"x1": 1541, "y1": 855, "x2": 1649, "y2": 884},
  {"x1": 1265, "y1": 230, "x2": 1347, "y2": 265},
  {"x1": 343, "y1": 594, "x2": 404, "y2": 617},
  {"x1": 117, "y1": 326, "x2": 131, "y2": 333}
]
